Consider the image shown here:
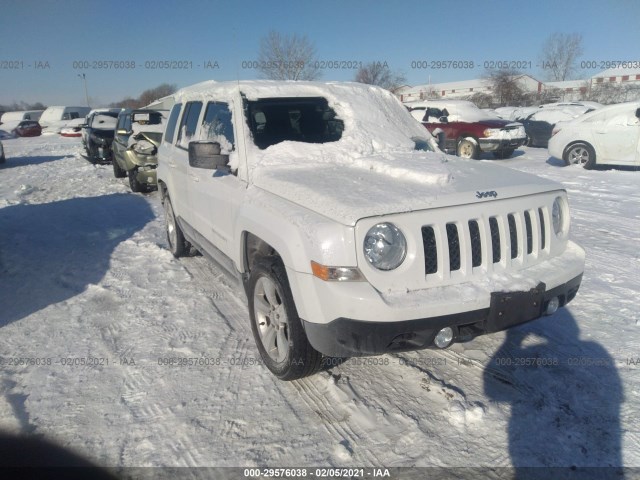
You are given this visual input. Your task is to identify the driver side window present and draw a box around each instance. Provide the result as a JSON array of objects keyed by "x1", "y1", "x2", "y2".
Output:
[{"x1": 202, "y1": 102, "x2": 235, "y2": 154}]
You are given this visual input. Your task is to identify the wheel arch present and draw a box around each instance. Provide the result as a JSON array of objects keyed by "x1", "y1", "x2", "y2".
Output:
[{"x1": 562, "y1": 140, "x2": 595, "y2": 160}]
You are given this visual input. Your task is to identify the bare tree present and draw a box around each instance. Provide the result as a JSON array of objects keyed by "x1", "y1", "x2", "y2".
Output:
[
  {"x1": 139, "y1": 83, "x2": 177, "y2": 107},
  {"x1": 354, "y1": 62, "x2": 406, "y2": 91},
  {"x1": 108, "y1": 83, "x2": 177, "y2": 109},
  {"x1": 485, "y1": 69, "x2": 525, "y2": 106},
  {"x1": 467, "y1": 92, "x2": 493, "y2": 108},
  {"x1": 540, "y1": 33, "x2": 584, "y2": 81},
  {"x1": 257, "y1": 31, "x2": 321, "y2": 81}
]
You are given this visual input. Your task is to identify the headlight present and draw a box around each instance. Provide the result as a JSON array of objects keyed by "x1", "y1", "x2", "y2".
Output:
[
  {"x1": 363, "y1": 223, "x2": 407, "y2": 271},
  {"x1": 552, "y1": 196, "x2": 567, "y2": 236},
  {"x1": 133, "y1": 139, "x2": 156, "y2": 155},
  {"x1": 483, "y1": 128, "x2": 501, "y2": 138}
]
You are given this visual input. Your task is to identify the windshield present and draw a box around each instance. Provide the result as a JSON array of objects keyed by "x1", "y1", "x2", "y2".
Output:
[
  {"x1": 91, "y1": 113, "x2": 119, "y2": 130},
  {"x1": 245, "y1": 97, "x2": 344, "y2": 149}
]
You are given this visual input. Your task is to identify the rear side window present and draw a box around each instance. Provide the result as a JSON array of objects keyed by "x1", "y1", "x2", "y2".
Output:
[
  {"x1": 163, "y1": 104, "x2": 182, "y2": 144},
  {"x1": 177, "y1": 102, "x2": 203, "y2": 147},
  {"x1": 202, "y1": 102, "x2": 235, "y2": 153}
]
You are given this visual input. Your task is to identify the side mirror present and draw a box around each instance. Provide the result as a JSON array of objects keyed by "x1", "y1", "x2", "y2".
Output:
[
  {"x1": 188, "y1": 141, "x2": 229, "y2": 170},
  {"x1": 439, "y1": 116, "x2": 449, "y2": 124}
]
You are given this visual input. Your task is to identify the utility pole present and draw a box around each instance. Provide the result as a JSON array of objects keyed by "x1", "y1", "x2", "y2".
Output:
[{"x1": 77, "y1": 73, "x2": 90, "y2": 108}]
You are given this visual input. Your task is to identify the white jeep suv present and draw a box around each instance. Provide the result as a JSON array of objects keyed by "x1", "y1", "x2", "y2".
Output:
[{"x1": 157, "y1": 81, "x2": 585, "y2": 380}]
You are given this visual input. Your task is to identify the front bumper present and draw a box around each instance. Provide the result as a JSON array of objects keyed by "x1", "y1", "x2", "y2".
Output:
[
  {"x1": 303, "y1": 273, "x2": 582, "y2": 357},
  {"x1": 478, "y1": 136, "x2": 526, "y2": 152},
  {"x1": 133, "y1": 166, "x2": 157, "y2": 186}
]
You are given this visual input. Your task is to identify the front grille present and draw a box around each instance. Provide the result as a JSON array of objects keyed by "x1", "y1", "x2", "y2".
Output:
[{"x1": 421, "y1": 206, "x2": 550, "y2": 279}]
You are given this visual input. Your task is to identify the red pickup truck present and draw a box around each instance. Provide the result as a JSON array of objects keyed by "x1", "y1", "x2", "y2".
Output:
[{"x1": 407, "y1": 100, "x2": 526, "y2": 159}]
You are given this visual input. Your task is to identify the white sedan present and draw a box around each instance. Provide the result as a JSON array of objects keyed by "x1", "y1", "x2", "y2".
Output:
[{"x1": 548, "y1": 101, "x2": 640, "y2": 169}]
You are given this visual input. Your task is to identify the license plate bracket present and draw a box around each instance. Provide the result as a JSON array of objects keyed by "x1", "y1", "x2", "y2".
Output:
[{"x1": 485, "y1": 283, "x2": 545, "y2": 332}]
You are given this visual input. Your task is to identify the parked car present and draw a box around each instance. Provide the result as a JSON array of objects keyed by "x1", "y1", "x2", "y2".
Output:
[
  {"x1": 157, "y1": 80, "x2": 585, "y2": 380},
  {"x1": 81, "y1": 109, "x2": 122, "y2": 148},
  {"x1": 548, "y1": 101, "x2": 640, "y2": 169},
  {"x1": 83, "y1": 112, "x2": 119, "y2": 163},
  {"x1": 519, "y1": 107, "x2": 594, "y2": 148},
  {"x1": 11, "y1": 120, "x2": 42, "y2": 137},
  {"x1": 1, "y1": 111, "x2": 42, "y2": 137},
  {"x1": 39, "y1": 106, "x2": 91, "y2": 134},
  {"x1": 60, "y1": 118, "x2": 85, "y2": 137},
  {"x1": 0, "y1": 140, "x2": 4, "y2": 164},
  {"x1": 406, "y1": 100, "x2": 526, "y2": 159},
  {"x1": 112, "y1": 109, "x2": 166, "y2": 192}
]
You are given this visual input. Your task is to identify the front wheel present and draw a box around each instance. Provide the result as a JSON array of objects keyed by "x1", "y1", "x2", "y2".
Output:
[
  {"x1": 564, "y1": 142, "x2": 596, "y2": 169},
  {"x1": 247, "y1": 258, "x2": 322, "y2": 380},
  {"x1": 163, "y1": 196, "x2": 188, "y2": 257},
  {"x1": 112, "y1": 153, "x2": 127, "y2": 178},
  {"x1": 128, "y1": 167, "x2": 147, "y2": 193},
  {"x1": 457, "y1": 138, "x2": 479, "y2": 159}
]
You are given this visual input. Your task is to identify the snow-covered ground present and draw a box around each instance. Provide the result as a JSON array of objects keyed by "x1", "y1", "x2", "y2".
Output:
[{"x1": 0, "y1": 136, "x2": 638, "y2": 471}]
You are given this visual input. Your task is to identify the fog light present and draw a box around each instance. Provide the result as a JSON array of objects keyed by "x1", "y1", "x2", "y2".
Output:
[
  {"x1": 545, "y1": 297, "x2": 560, "y2": 315},
  {"x1": 434, "y1": 327, "x2": 454, "y2": 349}
]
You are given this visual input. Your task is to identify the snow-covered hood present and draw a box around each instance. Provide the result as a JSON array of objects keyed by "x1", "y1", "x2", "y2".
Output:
[{"x1": 251, "y1": 151, "x2": 563, "y2": 226}]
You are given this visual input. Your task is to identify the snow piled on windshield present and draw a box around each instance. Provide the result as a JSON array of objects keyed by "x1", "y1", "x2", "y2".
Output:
[{"x1": 91, "y1": 115, "x2": 118, "y2": 130}]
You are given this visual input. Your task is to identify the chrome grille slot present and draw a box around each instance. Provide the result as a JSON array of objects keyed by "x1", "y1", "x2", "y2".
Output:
[
  {"x1": 524, "y1": 211, "x2": 533, "y2": 254},
  {"x1": 507, "y1": 214, "x2": 518, "y2": 259},
  {"x1": 446, "y1": 223, "x2": 461, "y2": 272},
  {"x1": 489, "y1": 216, "x2": 501, "y2": 263},
  {"x1": 468, "y1": 220, "x2": 482, "y2": 268},
  {"x1": 421, "y1": 226, "x2": 438, "y2": 274},
  {"x1": 538, "y1": 208, "x2": 546, "y2": 250}
]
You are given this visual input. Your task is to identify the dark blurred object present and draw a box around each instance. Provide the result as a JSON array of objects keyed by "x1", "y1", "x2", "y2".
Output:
[{"x1": 0, "y1": 432, "x2": 118, "y2": 479}]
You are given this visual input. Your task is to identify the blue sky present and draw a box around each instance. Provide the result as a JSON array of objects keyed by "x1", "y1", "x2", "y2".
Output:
[{"x1": 0, "y1": 0, "x2": 638, "y2": 106}]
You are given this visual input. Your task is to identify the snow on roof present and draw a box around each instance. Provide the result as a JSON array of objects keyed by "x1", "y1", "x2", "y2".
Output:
[
  {"x1": 593, "y1": 66, "x2": 640, "y2": 78},
  {"x1": 174, "y1": 80, "x2": 433, "y2": 160}
]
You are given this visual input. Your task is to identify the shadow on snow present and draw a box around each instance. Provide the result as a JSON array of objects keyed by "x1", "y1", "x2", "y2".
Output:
[
  {"x1": 483, "y1": 308, "x2": 624, "y2": 478},
  {"x1": 0, "y1": 193, "x2": 154, "y2": 327}
]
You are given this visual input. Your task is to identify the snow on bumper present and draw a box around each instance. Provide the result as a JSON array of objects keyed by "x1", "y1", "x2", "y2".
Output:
[
  {"x1": 290, "y1": 241, "x2": 585, "y2": 356},
  {"x1": 479, "y1": 125, "x2": 526, "y2": 151}
]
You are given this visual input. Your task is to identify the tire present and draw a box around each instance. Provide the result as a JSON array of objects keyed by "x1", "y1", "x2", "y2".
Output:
[
  {"x1": 112, "y1": 153, "x2": 127, "y2": 178},
  {"x1": 163, "y1": 196, "x2": 188, "y2": 257},
  {"x1": 456, "y1": 138, "x2": 479, "y2": 159},
  {"x1": 247, "y1": 258, "x2": 323, "y2": 380},
  {"x1": 564, "y1": 142, "x2": 596, "y2": 169},
  {"x1": 492, "y1": 148, "x2": 515, "y2": 159},
  {"x1": 128, "y1": 167, "x2": 146, "y2": 193}
]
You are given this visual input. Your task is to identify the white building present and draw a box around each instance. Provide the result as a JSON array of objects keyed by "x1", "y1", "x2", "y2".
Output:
[
  {"x1": 396, "y1": 67, "x2": 640, "y2": 105},
  {"x1": 397, "y1": 75, "x2": 543, "y2": 104}
]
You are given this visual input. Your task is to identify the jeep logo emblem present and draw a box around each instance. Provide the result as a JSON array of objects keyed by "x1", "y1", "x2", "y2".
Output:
[{"x1": 476, "y1": 191, "x2": 498, "y2": 199}]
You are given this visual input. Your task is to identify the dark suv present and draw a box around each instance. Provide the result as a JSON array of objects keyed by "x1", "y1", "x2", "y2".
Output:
[
  {"x1": 83, "y1": 111, "x2": 119, "y2": 164},
  {"x1": 408, "y1": 100, "x2": 526, "y2": 159}
]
